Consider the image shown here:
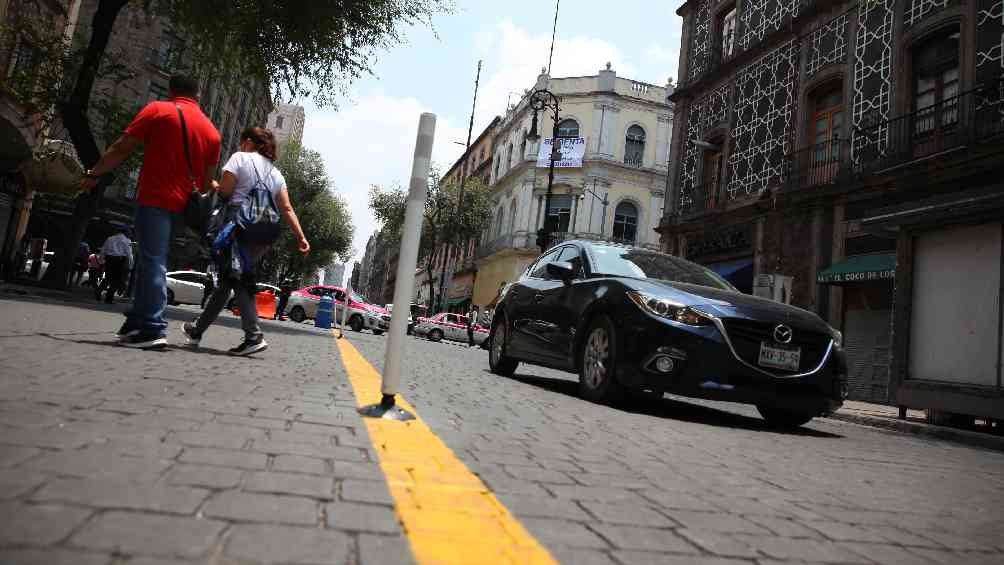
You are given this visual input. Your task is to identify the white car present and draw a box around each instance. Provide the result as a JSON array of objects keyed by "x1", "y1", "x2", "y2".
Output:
[
  {"x1": 166, "y1": 271, "x2": 208, "y2": 305},
  {"x1": 413, "y1": 313, "x2": 489, "y2": 345},
  {"x1": 285, "y1": 285, "x2": 390, "y2": 334}
]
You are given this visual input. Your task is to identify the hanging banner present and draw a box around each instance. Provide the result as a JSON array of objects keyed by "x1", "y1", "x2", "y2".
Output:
[{"x1": 536, "y1": 137, "x2": 586, "y2": 168}]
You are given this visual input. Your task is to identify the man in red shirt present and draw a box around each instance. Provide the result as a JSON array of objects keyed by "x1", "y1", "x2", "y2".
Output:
[{"x1": 81, "y1": 74, "x2": 221, "y2": 348}]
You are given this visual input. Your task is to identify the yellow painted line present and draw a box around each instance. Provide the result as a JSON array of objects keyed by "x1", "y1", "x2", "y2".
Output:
[{"x1": 334, "y1": 336, "x2": 558, "y2": 565}]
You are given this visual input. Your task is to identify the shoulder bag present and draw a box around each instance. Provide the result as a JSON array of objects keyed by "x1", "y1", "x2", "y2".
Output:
[{"x1": 178, "y1": 105, "x2": 213, "y2": 235}]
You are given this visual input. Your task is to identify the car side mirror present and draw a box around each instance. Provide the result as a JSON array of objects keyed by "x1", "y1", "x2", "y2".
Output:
[{"x1": 546, "y1": 261, "x2": 576, "y2": 284}]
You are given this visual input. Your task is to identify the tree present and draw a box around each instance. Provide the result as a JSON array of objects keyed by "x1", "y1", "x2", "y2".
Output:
[
  {"x1": 39, "y1": 0, "x2": 452, "y2": 288},
  {"x1": 257, "y1": 145, "x2": 353, "y2": 284},
  {"x1": 369, "y1": 171, "x2": 492, "y2": 312}
]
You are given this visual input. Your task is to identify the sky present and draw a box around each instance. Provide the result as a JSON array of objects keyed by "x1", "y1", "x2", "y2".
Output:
[{"x1": 301, "y1": 1, "x2": 685, "y2": 273}]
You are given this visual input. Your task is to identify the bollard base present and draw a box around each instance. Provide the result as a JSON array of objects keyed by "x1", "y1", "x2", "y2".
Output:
[{"x1": 358, "y1": 394, "x2": 416, "y2": 421}]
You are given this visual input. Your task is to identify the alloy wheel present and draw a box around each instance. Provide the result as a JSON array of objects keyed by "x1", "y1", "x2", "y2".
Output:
[
  {"x1": 583, "y1": 326, "x2": 610, "y2": 390},
  {"x1": 491, "y1": 324, "x2": 505, "y2": 365}
]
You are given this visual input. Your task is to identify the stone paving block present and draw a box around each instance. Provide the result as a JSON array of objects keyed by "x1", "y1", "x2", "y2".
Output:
[
  {"x1": 547, "y1": 547, "x2": 619, "y2": 565},
  {"x1": 118, "y1": 415, "x2": 202, "y2": 432},
  {"x1": 806, "y1": 520, "x2": 894, "y2": 543},
  {"x1": 468, "y1": 450, "x2": 541, "y2": 467},
  {"x1": 908, "y1": 547, "x2": 1003, "y2": 565},
  {"x1": 202, "y1": 490, "x2": 318, "y2": 525},
  {"x1": 745, "y1": 515, "x2": 823, "y2": 538},
  {"x1": 835, "y1": 542, "x2": 949, "y2": 565},
  {"x1": 0, "y1": 469, "x2": 45, "y2": 499},
  {"x1": 0, "y1": 502, "x2": 93, "y2": 546},
  {"x1": 662, "y1": 510, "x2": 771, "y2": 535},
  {"x1": 167, "y1": 431, "x2": 250, "y2": 450},
  {"x1": 862, "y1": 524, "x2": 947, "y2": 549},
  {"x1": 573, "y1": 473, "x2": 653, "y2": 489},
  {"x1": 32, "y1": 478, "x2": 209, "y2": 514},
  {"x1": 471, "y1": 470, "x2": 551, "y2": 497},
  {"x1": 0, "y1": 428, "x2": 90, "y2": 449},
  {"x1": 123, "y1": 557, "x2": 196, "y2": 565},
  {"x1": 534, "y1": 457, "x2": 586, "y2": 473},
  {"x1": 166, "y1": 464, "x2": 243, "y2": 489},
  {"x1": 502, "y1": 465, "x2": 576, "y2": 484},
  {"x1": 591, "y1": 524, "x2": 697, "y2": 553},
  {"x1": 545, "y1": 484, "x2": 647, "y2": 504},
  {"x1": 23, "y1": 448, "x2": 171, "y2": 481},
  {"x1": 358, "y1": 533, "x2": 417, "y2": 565},
  {"x1": 178, "y1": 447, "x2": 267, "y2": 469},
  {"x1": 737, "y1": 535, "x2": 874, "y2": 563},
  {"x1": 266, "y1": 430, "x2": 336, "y2": 447},
  {"x1": 580, "y1": 501, "x2": 677, "y2": 527},
  {"x1": 331, "y1": 460, "x2": 385, "y2": 481},
  {"x1": 326, "y1": 501, "x2": 401, "y2": 534},
  {"x1": 0, "y1": 548, "x2": 111, "y2": 565},
  {"x1": 340, "y1": 479, "x2": 394, "y2": 505},
  {"x1": 70, "y1": 511, "x2": 225, "y2": 558},
  {"x1": 517, "y1": 517, "x2": 610, "y2": 549},
  {"x1": 613, "y1": 552, "x2": 751, "y2": 565},
  {"x1": 675, "y1": 529, "x2": 762, "y2": 558},
  {"x1": 252, "y1": 439, "x2": 368, "y2": 461},
  {"x1": 637, "y1": 489, "x2": 723, "y2": 513},
  {"x1": 272, "y1": 454, "x2": 329, "y2": 475},
  {"x1": 496, "y1": 493, "x2": 592, "y2": 520},
  {"x1": 214, "y1": 414, "x2": 288, "y2": 430},
  {"x1": 244, "y1": 471, "x2": 334, "y2": 499},
  {"x1": 915, "y1": 529, "x2": 999, "y2": 552},
  {"x1": 224, "y1": 523, "x2": 353, "y2": 565},
  {"x1": 0, "y1": 445, "x2": 41, "y2": 467}
]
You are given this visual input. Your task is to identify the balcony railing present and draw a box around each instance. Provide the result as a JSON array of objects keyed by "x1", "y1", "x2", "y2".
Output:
[
  {"x1": 856, "y1": 82, "x2": 1004, "y2": 174},
  {"x1": 677, "y1": 180, "x2": 720, "y2": 218},
  {"x1": 785, "y1": 138, "x2": 852, "y2": 191}
]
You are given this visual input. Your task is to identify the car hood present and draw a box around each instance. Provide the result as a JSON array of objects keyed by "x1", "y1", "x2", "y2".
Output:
[{"x1": 627, "y1": 279, "x2": 832, "y2": 333}]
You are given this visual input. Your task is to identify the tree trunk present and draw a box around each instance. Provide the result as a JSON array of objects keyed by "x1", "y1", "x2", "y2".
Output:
[{"x1": 42, "y1": 0, "x2": 129, "y2": 288}]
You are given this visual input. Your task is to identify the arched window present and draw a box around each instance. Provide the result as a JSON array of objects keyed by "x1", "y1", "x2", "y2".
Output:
[
  {"x1": 520, "y1": 130, "x2": 527, "y2": 161},
  {"x1": 557, "y1": 119, "x2": 579, "y2": 138},
  {"x1": 612, "y1": 202, "x2": 639, "y2": 244},
  {"x1": 506, "y1": 143, "x2": 514, "y2": 169},
  {"x1": 624, "y1": 125, "x2": 646, "y2": 166},
  {"x1": 495, "y1": 206, "x2": 505, "y2": 238}
]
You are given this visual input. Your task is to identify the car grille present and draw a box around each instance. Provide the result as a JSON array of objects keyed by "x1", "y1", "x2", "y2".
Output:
[{"x1": 720, "y1": 318, "x2": 832, "y2": 375}]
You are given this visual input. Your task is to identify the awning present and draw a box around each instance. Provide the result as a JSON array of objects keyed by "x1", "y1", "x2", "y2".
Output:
[{"x1": 817, "y1": 253, "x2": 895, "y2": 284}]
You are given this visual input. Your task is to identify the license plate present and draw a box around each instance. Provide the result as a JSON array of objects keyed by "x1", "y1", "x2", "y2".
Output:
[{"x1": 758, "y1": 342, "x2": 801, "y2": 371}]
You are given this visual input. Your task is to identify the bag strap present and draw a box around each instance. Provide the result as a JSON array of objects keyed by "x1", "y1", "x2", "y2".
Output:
[{"x1": 175, "y1": 104, "x2": 197, "y2": 189}]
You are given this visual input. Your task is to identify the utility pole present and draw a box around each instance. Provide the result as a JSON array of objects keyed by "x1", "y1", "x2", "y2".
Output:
[{"x1": 437, "y1": 60, "x2": 482, "y2": 313}]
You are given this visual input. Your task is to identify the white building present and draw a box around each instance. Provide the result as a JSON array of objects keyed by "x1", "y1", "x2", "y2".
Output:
[{"x1": 266, "y1": 103, "x2": 305, "y2": 153}]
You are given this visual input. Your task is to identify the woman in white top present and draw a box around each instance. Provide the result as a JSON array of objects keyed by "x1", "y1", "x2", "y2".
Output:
[{"x1": 184, "y1": 126, "x2": 309, "y2": 356}]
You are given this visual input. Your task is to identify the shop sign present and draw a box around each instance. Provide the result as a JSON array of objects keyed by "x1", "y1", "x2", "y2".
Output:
[
  {"x1": 687, "y1": 225, "x2": 752, "y2": 258},
  {"x1": 817, "y1": 269, "x2": 894, "y2": 284}
]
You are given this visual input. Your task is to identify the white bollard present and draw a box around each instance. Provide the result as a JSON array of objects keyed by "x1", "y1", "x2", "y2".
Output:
[{"x1": 359, "y1": 113, "x2": 436, "y2": 421}]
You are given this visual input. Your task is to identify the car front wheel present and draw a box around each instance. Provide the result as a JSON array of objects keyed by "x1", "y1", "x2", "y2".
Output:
[
  {"x1": 428, "y1": 328, "x2": 444, "y2": 342},
  {"x1": 166, "y1": 289, "x2": 176, "y2": 305},
  {"x1": 757, "y1": 405, "x2": 814, "y2": 428},
  {"x1": 578, "y1": 315, "x2": 624, "y2": 404},
  {"x1": 349, "y1": 315, "x2": 364, "y2": 332},
  {"x1": 289, "y1": 306, "x2": 306, "y2": 323},
  {"x1": 488, "y1": 317, "x2": 518, "y2": 377}
]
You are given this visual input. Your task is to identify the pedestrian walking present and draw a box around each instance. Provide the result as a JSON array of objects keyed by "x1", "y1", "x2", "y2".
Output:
[
  {"x1": 79, "y1": 74, "x2": 221, "y2": 349},
  {"x1": 274, "y1": 279, "x2": 293, "y2": 320},
  {"x1": 182, "y1": 126, "x2": 310, "y2": 356},
  {"x1": 200, "y1": 271, "x2": 215, "y2": 309},
  {"x1": 85, "y1": 252, "x2": 101, "y2": 288},
  {"x1": 73, "y1": 241, "x2": 90, "y2": 286},
  {"x1": 467, "y1": 305, "x2": 479, "y2": 347},
  {"x1": 95, "y1": 227, "x2": 133, "y2": 304}
]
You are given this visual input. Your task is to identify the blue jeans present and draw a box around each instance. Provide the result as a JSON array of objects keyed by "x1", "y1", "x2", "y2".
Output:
[{"x1": 125, "y1": 206, "x2": 175, "y2": 335}]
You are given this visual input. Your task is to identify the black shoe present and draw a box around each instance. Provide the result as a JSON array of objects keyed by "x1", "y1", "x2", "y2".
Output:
[
  {"x1": 116, "y1": 322, "x2": 140, "y2": 341},
  {"x1": 120, "y1": 332, "x2": 168, "y2": 349},
  {"x1": 181, "y1": 322, "x2": 201, "y2": 347},
  {"x1": 229, "y1": 336, "x2": 268, "y2": 356}
]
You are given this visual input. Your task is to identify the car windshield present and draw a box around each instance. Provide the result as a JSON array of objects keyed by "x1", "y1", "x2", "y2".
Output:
[
  {"x1": 351, "y1": 292, "x2": 368, "y2": 303},
  {"x1": 588, "y1": 245, "x2": 735, "y2": 290}
]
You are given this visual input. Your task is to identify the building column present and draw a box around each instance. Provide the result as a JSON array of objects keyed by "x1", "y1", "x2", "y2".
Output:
[
  {"x1": 828, "y1": 204, "x2": 846, "y2": 328},
  {"x1": 655, "y1": 114, "x2": 672, "y2": 171}
]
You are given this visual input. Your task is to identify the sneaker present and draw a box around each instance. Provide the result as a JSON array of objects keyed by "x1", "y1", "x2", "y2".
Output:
[
  {"x1": 229, "y1": 336, "x2": 268, "y2": 356},
  {"x1": 181, "y1": 322, "x2": 201, "y2": 347},
  {"x1": 120, "y1": 332, "x2": 168, "y2": 349},
  {"x1": 116, "y1": 323, "x2": 140, "y2": 341}
]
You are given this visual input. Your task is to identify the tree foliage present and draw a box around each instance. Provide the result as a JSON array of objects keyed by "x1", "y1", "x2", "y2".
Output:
[
  {"x1": 368, "y1": 170, "x2": 492, "y2": 310},
  {"x1": 258, "y1": 145, "x2": 353, "y2": 284}
]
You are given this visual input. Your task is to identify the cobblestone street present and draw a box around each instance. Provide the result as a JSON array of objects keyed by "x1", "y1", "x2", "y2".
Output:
[{"x1": 1, "y1": 294, "x2": 1003, "y2": 564}]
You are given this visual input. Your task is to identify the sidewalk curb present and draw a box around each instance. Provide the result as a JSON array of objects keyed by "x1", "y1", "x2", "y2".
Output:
[{"x1": 824, "y1": 411, "x2": 1004, "y2": 453}]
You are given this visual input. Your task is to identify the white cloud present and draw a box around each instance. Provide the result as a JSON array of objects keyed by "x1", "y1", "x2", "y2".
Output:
[{"x1": 302, "y1": 91, "x2": 466, "y2": 264}]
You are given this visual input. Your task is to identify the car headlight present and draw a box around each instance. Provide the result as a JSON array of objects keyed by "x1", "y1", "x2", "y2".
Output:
[
  {"x1": 627, "y1": 292, "x2": 712, "y2": 326},
  {"x1": 830, "y1": 328, "x2": 843, "y2": 348}
]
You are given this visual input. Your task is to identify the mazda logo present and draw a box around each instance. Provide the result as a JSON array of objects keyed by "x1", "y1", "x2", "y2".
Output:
[{"x1": 773, "y1": 324, "x2": 793, "y2": 344}]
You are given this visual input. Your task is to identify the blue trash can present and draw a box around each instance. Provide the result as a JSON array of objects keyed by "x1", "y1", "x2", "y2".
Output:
[{"x1": 315, "y1": 295, "x2": 334, "y2": 329}]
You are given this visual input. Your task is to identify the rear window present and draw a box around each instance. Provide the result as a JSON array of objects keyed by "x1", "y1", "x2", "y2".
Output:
[{"x1": 588, "y1": 245, "x2": 735, "y2": 290}]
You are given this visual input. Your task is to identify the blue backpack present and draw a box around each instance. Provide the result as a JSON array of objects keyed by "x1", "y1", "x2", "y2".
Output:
[{"x1": 237, "y1": 162, "x2": 282, "y2": 244}]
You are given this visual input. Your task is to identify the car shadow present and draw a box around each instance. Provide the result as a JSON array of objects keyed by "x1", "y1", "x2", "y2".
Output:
[{"x1": 504, "y1": 372, "x2": 843, "y2": 438}]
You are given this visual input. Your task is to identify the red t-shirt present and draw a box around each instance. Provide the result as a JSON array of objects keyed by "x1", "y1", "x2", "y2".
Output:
[{"x1": 124, "y1": 97, "x2": 221, "y2": 213}]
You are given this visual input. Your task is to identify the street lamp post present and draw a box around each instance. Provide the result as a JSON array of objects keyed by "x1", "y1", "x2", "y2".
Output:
[{"x1": 525, "y1": 89, "x2": 563, "y2": 250}]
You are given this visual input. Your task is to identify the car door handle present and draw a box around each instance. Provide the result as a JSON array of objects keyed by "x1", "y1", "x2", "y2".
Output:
[{"x1": 533, "y1": 293, "x2": 544, "y2": 303}]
